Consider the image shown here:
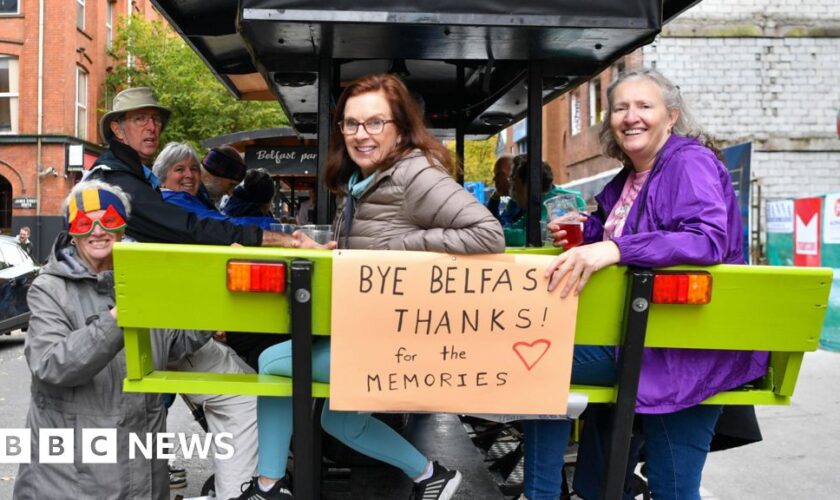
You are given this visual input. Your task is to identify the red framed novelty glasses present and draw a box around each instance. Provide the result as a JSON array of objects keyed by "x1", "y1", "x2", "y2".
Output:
[{"x1": 68, "y1": 205, "x2": 127, "y2": 236}]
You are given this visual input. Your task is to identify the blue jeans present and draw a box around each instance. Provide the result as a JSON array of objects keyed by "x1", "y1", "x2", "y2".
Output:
[
  {"x1": 522, "y1": 346, "x2": 723, "y2": 500},
  {"x1": 256, "y1": 338, "x2": 428, "y2": 480}
]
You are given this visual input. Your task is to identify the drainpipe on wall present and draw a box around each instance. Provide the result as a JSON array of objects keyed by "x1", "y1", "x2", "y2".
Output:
[{"x1": 34, "y1": 0, "x2": 45, "y2": 258}]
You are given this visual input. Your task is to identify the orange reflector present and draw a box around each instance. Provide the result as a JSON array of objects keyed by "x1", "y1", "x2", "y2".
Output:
[
  {"x1": 652, "y1": 273, "x2": 712, "y2": 304},
  {"x1": 227, "y1": 261, "x2": 286, "y2": 293}
]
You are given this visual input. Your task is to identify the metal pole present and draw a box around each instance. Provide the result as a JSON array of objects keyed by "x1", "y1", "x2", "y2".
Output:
[
  {"x1": 316, "y1": 42, "x2": 333, "y2": 225},
  {"x1": 526, "y1": 60, "x2": 543, "y2": 247},
  {"x1": 456, "y1": 64, "x2": 466, "y2": 185},
  {"x1": 600, "y1": 268, "x2": 654, "y2": 500},
  {"x1": 291, "y1": 259, "x2": 319, "y2": 499}
]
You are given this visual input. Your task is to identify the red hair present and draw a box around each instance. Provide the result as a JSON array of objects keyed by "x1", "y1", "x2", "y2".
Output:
[{"x1": 324, "y1": 74, "x2": 454, "y2": 193}]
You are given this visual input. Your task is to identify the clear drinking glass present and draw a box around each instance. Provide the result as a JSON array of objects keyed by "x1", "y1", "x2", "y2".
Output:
[
  {"x1": 543, "y1": 194, "x2": 584, "y2": 249},
  {"x1": 298, "y1": 224, "x2": 333, "y2": 244}
]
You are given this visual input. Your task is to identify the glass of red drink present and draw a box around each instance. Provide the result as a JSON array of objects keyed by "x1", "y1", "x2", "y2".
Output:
[{"x1": 543, "y1": 194, "x2": 584, "y2": 249}]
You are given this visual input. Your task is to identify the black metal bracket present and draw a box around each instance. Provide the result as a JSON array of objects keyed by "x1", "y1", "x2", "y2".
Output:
[
  {"x1": 600, "y1": 268, "x2": 654, "y2": 500},
  {"x1": 291, "y1": 259, "x2": 320, "y2": 500}
]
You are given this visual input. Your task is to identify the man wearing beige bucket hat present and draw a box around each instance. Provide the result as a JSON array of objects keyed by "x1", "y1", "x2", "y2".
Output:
[{"x1": 87, "y1": 87, "x2": 333, "y2": 249}]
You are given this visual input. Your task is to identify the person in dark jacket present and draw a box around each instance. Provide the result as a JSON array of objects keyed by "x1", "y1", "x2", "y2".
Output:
[
  {"x1": 485, "y1": 155, "x2": 521, "y2": 225},
  {"x1": 222, "y1": 168, "x2": 278, "y2": 227},
  {"x1": 521, "y1": 69, "x2": 766, "y2": 500},
  {"x1": 86, "y1": 87, "x2": 323, "y2": 249},
  {"x1": 201, "y1": 144, "x2": 247, "y2": 205}
]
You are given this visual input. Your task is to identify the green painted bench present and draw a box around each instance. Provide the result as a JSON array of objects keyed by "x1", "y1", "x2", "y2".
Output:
[
  {"x1": 113, "y1": 242, "x2": 830, "y2": 499},
  {"x1": 115, "y1": 242, "x2": 829, "y2": 406}
]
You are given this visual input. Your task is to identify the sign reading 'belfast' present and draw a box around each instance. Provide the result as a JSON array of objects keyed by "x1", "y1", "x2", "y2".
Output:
[{"x1": 329, "y1": 250, "x2": 578, "y2": 415}]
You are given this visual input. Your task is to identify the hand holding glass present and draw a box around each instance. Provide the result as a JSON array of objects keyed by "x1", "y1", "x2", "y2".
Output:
[{"x1": 544, "y1": 194, "x2": 584, "y2": 249}]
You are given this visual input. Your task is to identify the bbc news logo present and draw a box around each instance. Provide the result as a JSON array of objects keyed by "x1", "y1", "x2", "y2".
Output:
[{"x1": 0, "y1": 429, "x2": 234, "y2": 463}]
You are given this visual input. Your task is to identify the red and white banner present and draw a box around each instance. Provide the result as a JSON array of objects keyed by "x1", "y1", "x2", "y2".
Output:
[{"x1": 794, "y1": 197, "x2": 822, "y2": 267}]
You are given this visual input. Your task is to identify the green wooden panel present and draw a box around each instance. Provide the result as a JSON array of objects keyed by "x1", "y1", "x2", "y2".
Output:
[
  {"x1": 573, "y1": 385, "x2": 790, "y2": 406},
  {"x1": 124, "y1": 327, "x2": 153, "y2": 380},
  {"x1": 114, "y1": 243, "x2": 333, "y2": 335},
  {"x1": 569, "y1": 265, "x2": 627, "y2": 345},
  {"x1": 504, "y1": 246, "x2": 563, "y2": 255},
  {"x1": 571, "y1": 385, "x2": 617, "y2": 404},
  {"x1": 114, "y1": 244, "x2": 829, "y2": 404},
  {"x1": 642, "y1": 265, "x2": 829, "y2": 351},
  {"x1": 771, "y1": 351, "x2": 804, "y2": 397},
  {"x1": 123, "y1": 371, "x2": 330, "y2": 398},
  {"x1": 116, "y1": 245, "x2": 829, "y2": 350},
  {"x1": 573, "y1": 264, "x2": 830, "y2": 351}
]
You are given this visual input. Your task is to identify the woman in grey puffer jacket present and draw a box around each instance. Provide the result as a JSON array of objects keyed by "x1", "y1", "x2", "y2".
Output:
[
  {"x1": 14, "y1": 181, "x2": 210, "y2": 500},
  {"x1": 237, "y1": 74, "x2": 504, "y2": 500}
]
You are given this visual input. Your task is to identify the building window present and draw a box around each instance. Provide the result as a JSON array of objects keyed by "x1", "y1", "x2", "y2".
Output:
[
  {"x1": 76, "y1": 67, "x2": 88, "y2": 139},
  {"x1": 0, "y1": 0, "x2": 19, "y2": 15},
  {"x1": 0, "y1": 56, "x2": 19, "y2": 134},
  {"x1": 589, "y1": 80, "x2": 603, "y2": 126},
  {"x1": 76, "y1": 0, "x2": 85, "y2": 30},
  {"x1": 570, "y1": 93, "x2": 581, "y2": 136},
  {"x1": 106, "y1": 1, "x2": 114, "y2": 47}
]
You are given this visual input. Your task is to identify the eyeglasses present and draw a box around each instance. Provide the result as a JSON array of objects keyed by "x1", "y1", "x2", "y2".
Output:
[
  {"x1": 123, "y1": 113, "x2": 164, "y2": 128},
  {"x1": 68, "y1": 205, "x2": 127, "y2": 236},
  {"x1": 338, "y1": 118, "x2": 395, "y2": 135}
]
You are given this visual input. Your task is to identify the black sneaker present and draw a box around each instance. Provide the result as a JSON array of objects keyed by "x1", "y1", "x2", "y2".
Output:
[
  {"x1": 169, "y1": 472, "x2": 187, "y2": 490},
  {"x1": 169, "y1": 461, "x2": 186, "y2": 478},
  {"x1": 410, "y1": 462, "x2": 462, "y2": 500},
  {"x1": 234, "y1": 476, "x2": 293, "y2": 500}
]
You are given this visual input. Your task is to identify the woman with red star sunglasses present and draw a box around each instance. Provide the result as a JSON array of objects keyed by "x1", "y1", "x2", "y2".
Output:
[
  {"x1": 64, "y1": 184, "x2": 130, "y2": 271},
  {"x1": 15, "y1": 180, "x2": 213, "y2": 499}
]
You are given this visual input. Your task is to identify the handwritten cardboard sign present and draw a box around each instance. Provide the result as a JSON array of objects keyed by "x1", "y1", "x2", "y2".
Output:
[{"x1": 329, "y1": 250, "x2": 578, "y2": 415}]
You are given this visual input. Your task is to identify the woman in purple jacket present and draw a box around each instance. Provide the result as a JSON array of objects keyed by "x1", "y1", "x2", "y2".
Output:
[{"x1": 521, "y1": 69, "x2": 768, "y2": 500}]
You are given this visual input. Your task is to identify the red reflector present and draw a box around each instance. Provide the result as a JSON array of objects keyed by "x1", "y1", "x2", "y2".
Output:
[
  {"x1": 227, "y1": 261, "x2": 286, "y2": 293},
  {"x1": 652, "y1": 273, "x2": 712, "y2": 304}
]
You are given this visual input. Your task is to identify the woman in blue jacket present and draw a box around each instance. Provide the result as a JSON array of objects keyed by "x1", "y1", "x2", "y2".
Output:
[
  {"x1": 152, "y1": 142, "x2": 277, "y2": 230},
  {"x1": 521, "y1": 69, "x2": 767, "y2": 500}
]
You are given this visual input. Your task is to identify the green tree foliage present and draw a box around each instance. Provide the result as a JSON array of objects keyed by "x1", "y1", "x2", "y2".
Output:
[
  {"x1": 447, "y1": 136, "x2": 499, "y2": 184},
  {"x1": 106, "y1": 14, "x2": 287, "y2": 150}
]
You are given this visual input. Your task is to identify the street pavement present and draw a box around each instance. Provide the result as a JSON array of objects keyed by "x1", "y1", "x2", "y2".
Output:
[{"x1": 2, "y1": 330, "x2": 839, "y2": 499}]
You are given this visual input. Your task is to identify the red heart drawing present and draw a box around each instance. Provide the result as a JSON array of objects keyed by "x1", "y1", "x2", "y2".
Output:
[{"x1": 512, "y1": 339, "x2": 551, "y2": 371}]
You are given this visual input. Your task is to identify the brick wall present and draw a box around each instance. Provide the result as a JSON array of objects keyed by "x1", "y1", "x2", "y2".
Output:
[{"x1": 0, "y1": 0, "x2": 156, "y2": 226}]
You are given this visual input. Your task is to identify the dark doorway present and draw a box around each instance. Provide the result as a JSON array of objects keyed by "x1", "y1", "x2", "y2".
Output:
[{"x1": 0, "y1": 175, "x2": 11, "y2": 234}]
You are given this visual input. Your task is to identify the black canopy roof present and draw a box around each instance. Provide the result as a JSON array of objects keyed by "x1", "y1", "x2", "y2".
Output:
[{"x1": 152, "y1": 0, "x2": 699, "y2": 137}]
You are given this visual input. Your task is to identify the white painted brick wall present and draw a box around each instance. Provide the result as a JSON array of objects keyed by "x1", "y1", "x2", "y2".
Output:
[
  {"x1": 642, "y1": 0, "x2": 840, "y2": 221},
  {"x1": 755, "y1": 151, "x2": 840, "y2": 200},
  {"x1": 680, "y1": 0, "x2": 836, "y2": 20},
  {"x1": 644, "y1": 38, "x2": 840, "y2": 143}
]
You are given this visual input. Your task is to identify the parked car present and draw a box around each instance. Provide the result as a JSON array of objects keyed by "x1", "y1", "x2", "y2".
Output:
[{"x1": 0, "y1": 235, "x2": 39, "y2": 335}]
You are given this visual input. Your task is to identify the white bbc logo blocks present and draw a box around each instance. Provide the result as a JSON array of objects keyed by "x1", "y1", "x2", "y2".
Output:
[
  {"x1": 82, "y1": 428, "x2": 117, "y2": 464},
  {"x1": 0, "y1": 429, "x2": 31, "y2": 463},
  {"x1": 0, "y1": 429, "x2": 231, "y2": 463},
  {"x1": 39, "y1": 429, "x2": 74, "y2": 464}
]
